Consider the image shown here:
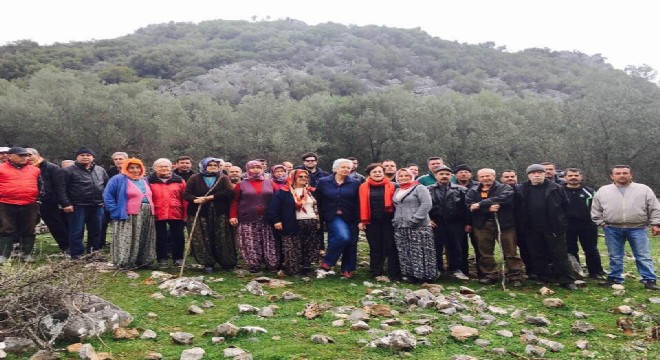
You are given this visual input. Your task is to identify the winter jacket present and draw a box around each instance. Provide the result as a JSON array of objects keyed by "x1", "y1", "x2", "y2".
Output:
[
  {"x1": 0, "y1": 161, "x2": 41, "y2": 205},
  {"x1": 103, "y1": 174, "x2": 154, "y2": 220},
  {"x1": 466, "y1": 181, "x2": 515, "y2": 229},
  {"x1": 314, "y1": 174, "x2": 360, "y2": 224},
  {"x1": 148, "y1": 173, "x2": 188, "y2": 221},
  {"x1": 427, "y1": 182, "x2": 469, "y2": 225},
  {"x1": 62, "y1": 162, "x2": 108, "y2": 207},
  {"x1": 267, "y1": 188, "x2": 317, "y2": 235},
  {"x1": 183, "y1": 174, "x2": 234, "y2": 217},
  {"x1": 295, "y1": 166, "x2": 330, "y2": 187},
  {"x1": 564, "y1": 185, "x2": 595, "y2": 222},
  {"x1": 36, "y1": 160, "x2": 66, "y2": 205},
  {"x1": 417, "y1": 172, "x2": 436, "y2": 186},
  {"x1": 519, "y1": 179, "x2": 569, "y2": 233},
  {"x1": 591, "y1": 182, "x2": 660, "y2": 228},
  {"x1": 392, "y1": 184, "x2": 432, "y2": 228}
]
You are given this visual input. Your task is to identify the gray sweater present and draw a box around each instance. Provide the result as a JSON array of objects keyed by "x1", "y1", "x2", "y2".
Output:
[
  {"x1": 392, "y1": 184, "x2": 432, "y2": 228},
  {"x1": 591, "y1": 182, "x2": 660, "y2": 228}
]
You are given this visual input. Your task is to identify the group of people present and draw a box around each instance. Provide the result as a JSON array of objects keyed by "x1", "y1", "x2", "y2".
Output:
[{"x1": 1, "y1": 146, "x2": 659, "y2": 291}]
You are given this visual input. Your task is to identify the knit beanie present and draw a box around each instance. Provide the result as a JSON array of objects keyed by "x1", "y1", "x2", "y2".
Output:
[{"x1": 75, "y1": 147, "x2": 95, "y2": 157}]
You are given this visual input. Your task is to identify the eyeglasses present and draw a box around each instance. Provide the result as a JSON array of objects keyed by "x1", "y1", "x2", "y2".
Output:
[{"x1": 297, "y1": 175, "x2": 309, "y2": 179}]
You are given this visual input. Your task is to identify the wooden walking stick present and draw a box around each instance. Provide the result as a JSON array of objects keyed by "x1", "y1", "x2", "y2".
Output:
[{"x1": 493, "y1": 211, "x2": 507, "y2": 291}]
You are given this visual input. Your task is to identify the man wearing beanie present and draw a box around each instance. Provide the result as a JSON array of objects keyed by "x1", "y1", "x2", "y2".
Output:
[
  {"x1": 61, "y1": 147, "x2": 108, "y2": 259},
  {"x1": 520, "y1": 164, "x2": 576, "y2": 290},
  {"x1": 453, "y1": 164, "x2": 479, "y2": 190}
]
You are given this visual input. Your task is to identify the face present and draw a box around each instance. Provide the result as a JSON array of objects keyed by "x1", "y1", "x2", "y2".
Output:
[
  {"x1": 427, "y1": 158, "x2": 443, "y2": 171},
  {"x1": 224, "y1": 162, "x2": 233, "y2": 171},
  {"x1": 382, "y1": 161, "x2": 397, "y2": 175},
  {"x1": 610, "y1": 167, "x2": 632, "y2": 186},
  {"x1": 206, "y1": 161, "x2": 220, "y2": 173},
  {"x1": 8, "y1": 153, "x2": 29, "y2": 165},
  {"x1": 260, "y1": 160, "x2": 267, "y2": 168},
  {"x1": 477, "y1": 169, "x2": 496, "y2": 185},
  {"x1": 456, "y1": 170, "x2": 472, "y2": 182},
  {"x1": 248, "y1": 165, "x2": 263, "y2": 175},
  {"x1": 76, "y1": 153, "x2": 94, "y2": 165},
  {"x1": 113, "y1": 155, "x2": 127, "y2": 168},
  {"x1": 368, "y1": 166, "x2": 385, "y2": 182},
  {"x1": 397, "y1": 170, "x2": 412, "y2": 184},
  {"x1": 408, "y1": 165, "x2": 419, "y2": 177},
  {"x1": 177, "y1": 159, "x2": 192, "y2": 172},
  {"x1": 543, "y1": 164, "x2": 556, "y2": 178},
  {"x1": 26, "y1": 152, "x2": 36, "y2": 164},
  {"x1": 0, "y1": 152, "x2": 8, "y2": 162},
  {"x1": 434, "y1": 170, "x2": 452, "y2": 185},
  {"x1": 336, "y1": 162, "x2": 352, "y2": 176},
  {"x1": 61, "y1": 160, "x2": 74, "y2": 168},
  {"x1": 564, "y1": 171, "x2": 582, "y2": 186},
  {"x1": 500, "y1": 171, "x2": 518, "y2": 186},
  {"x1": 282, "y1": 161, "x2": 294, "y2": 172},
  {"x1": 303, "y1": 157, "x2": 317, "y2": 169},
  {"x1": 273, "y1": 168, "x2": 286, "y2": 178},
  {"x1": 228, "y1": 166, "x2": 242, "y2": 182},
  {"x1": 295, "y1": 172, "x2": 309, "y2": 187},
  {"x1": 528, "y1": 171, "x2": 545, "y2": 185},
  {"x1": 351, "y1": 159, "x2": 358, "y2": 171},
  {"x1": 127, "y1": 163, "x2": 142, "y2": 177},
  {"x1": 154, "y1": 162, "x2": 172, "y2": 177}
]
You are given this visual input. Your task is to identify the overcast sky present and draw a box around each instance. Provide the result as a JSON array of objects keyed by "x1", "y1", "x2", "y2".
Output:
[{"x1": 2, "y1": 0, "x2": 659, "y2": 76}]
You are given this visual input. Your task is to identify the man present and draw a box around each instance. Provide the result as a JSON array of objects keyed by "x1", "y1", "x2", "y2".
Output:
[
  {"x1": 174, "y1": 156, "x2": 195, "y2": 181},
  {"x1": 227, "y1": 166, "x2": 243, "y2": 189},
  {"x1": 347, "y1": 157, "x2": 365, "y2": 183},
  {"x1": 417, "y1": 157, "x2": 444, "y2": 186},
  {"x1": 453, "y1": 164, "x2": 479, "y2": 189},
  {"x1": 427, "y1": 165, "x2": 470, "y2": 280},
  {"x1": 520, "y1": 164, "x2": 576, "y2": 290},
  {"x1": 466, "y1": 168, "x2": 523, "y2": 286},
  {"x1": 282, "y1": 161, "x2": 294, "y2": 173},
  {"x1": 0, "y1": 147, "x2": 9, "y2": 164},
  {"x1": 0, "y1": 147, "x2": 41, "y2": 264},
  {"x1": 26, "y1": 148, "x2": 70, "y2": 253},
  {"x1": 500, "y1": 169, "x2": 534, "y2": 278},
  {"x1": 563, "y1": 168, "x2": 606, "y2": 279},
  {"x1": 591, "y1": 165, "x2": 660, "y2": 290},
  {"x1": 407, "y1": 164, "x2": 420, "y2": 179},
  {"x1": 61, "y1": 160, "x2": 75, "y2": 168},
  {"x1": 298, "y1": 152, "x2": 329, "y2": 187},
  {"x1": 382, "y1": 160, "x2": 397, "y2": 182},
  {"x1": 541, "y1": 162, "x2": 566, "y2": 185},
  {"x1": 61, "y1": 147, "x2": 108, "y2": 259},
  {"x1": 223, "y1": 161, "x2": 233, "y2": 174},
  {"x1": 107, "y1": 152, "x2": 128, "y2": 178}
]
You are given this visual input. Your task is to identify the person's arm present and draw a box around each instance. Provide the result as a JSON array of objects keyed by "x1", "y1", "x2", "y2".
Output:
[
  {"x1": 229, "y1": 183, "x2": 241, "y2": 225},
  {"x1": 590, "y1": 189, "x2": 605, "y2": 227},
  {"x1": 411, "y1": 186, "x2": 432, "y2": 224},
  {"x1": 646, "y1": 188, "x2": 660, "y2": 235},
  {"x1": 102, "y1": 176, "x2": 120, "y2": 218},
  {"x1": 267, "y1": 190, "x2": 284, "y2": 229}
]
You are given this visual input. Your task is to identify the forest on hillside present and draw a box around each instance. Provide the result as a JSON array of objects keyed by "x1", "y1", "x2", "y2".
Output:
[{"x1": 0, "y1": 19, "x2": 659, "y2": 189}]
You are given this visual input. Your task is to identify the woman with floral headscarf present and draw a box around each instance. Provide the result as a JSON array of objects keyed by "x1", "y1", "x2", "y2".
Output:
[
  {"x1": 230, "y1": 160, "x2": 279, "y2": 272},
  {"x1": 267, "y1": 169, "x2": 320, "y2": 275},
  {"x1": 183, "y1": 157, "x2": 234, "y2": 273},
  {"x1": 270, "y1": 164, "x2": 288, "y2": 191},
  {"x1": 103, "y1": 158, "x2": 156, "y2": 268}
]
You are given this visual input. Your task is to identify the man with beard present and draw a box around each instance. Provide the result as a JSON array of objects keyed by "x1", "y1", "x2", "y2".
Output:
[
  {"x1": 297, "y1": 152, "x2": 329, "y2": 187},
  {"x1": 227, "y1": 166, "x2": 243, "y2": 189},
  {"x1": 541, "y1": 162, "x2": 566, "y2": 185},
  {"x1": 174, "y1": 156, "x2": 195, "y2": 181}
]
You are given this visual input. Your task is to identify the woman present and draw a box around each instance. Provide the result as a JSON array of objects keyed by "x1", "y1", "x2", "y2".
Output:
[
  {"x1": 267, "y1": 169, "x2": 320, "y2": 275},
  {"x1": 148, "y1": 158, "x2": 187, "y2": 267},
  {"x1": 315, "y1": 158, "x2": 360, "y2": 278},
  {"x1": 103, "y1": 158, "x2": 156, "y2": 268},
  {"x1": 183, "y1": 157, "x2": 235, "y2": 273},
  {"x1": 271, "y1": 164, "x2": 288, "y2": 191},
  {"x1": 358, "y1": 163, "x2": 400, "y2": 279},
  {"x1": 229, "y1": 160, "x2": 279, "y2": 272},
  {"x1": 392, "y1": 167, "x2": 437, "y2": 283}
]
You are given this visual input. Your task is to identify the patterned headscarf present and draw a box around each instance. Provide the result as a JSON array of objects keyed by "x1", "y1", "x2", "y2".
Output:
[
  {"x1": 271, "y1": 164, "x2": 288, "y2": 185},
  {"x1": 120, "y1": 158, "x2": 146, "y2": 180},
  {"x1": 283, "y1": 169, "x2": 316, "y2": 214},
  {"x1": 245, "y1": 160, "x2": 265, "y2": 181},
  {"x1": 199, "y1": 157, "x2": 223, "y2": 176},
  {"x1": 395, "y1": 167, "x2": 417, "y2": 190}
]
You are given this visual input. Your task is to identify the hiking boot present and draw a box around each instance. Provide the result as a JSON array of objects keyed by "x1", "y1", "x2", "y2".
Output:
[
  {"x1": 642, "y1": 280, "x2": 660, "y2": 290},
  {"x1": 588, "y1": 273, "x2": 607, "y2": 280},
  {"x1": 562, "y1": 283, "x2": 578, "y2": 291},
  {"x1": 451, "y1": 270, "x2": 470, "y2": 281}
]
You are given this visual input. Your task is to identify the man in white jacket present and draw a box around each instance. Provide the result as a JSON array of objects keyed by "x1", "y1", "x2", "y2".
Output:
[{"x1": 591, "y1": 165, "x2": 660, "y2": 290}]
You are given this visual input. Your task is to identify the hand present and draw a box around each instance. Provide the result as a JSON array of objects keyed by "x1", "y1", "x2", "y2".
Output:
[
  {"x1": 229, "y1": 218, "x2": 238, "y2": 226},
  {"x1": 465, "y1": 225, "x2": 472, "y2": 233},
  {"x1": 193, "y1": 196, "x2": 210, "y2": 204},
  {"x1": 358, "y1": 223, "x2": 366, "y2": 231},
  {"x1": 429, "y1": 220, "x2": 437, "y2": 228},
  {"x1": 488, "y1": 204, "x2": 500, "y2": 212},
  {"x1": 652, "y1": 225, "x2": 660, "y2": 236},
  {"x1": 62, "y1": 206, "x2": 74, "y2": 213},
  {"x1": 469, "y1": 203, "x2": 480, "y2": 211},
  {"x1": 274, "y1": 222, "x2": 283, "y2": 231}
]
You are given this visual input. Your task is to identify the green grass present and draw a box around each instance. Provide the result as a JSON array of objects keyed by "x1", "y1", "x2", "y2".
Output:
[{"x1": 10, "y1": 232, "x2": 660, "y2": 359}]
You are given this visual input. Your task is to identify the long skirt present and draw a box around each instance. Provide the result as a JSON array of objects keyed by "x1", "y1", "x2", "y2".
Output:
[
  {"x1": 281, "y1": 219, "x2": 319, "y2": 275},
  {"x1": 188, "y1": 204, "x2": 236, "y2": 269},
  {"x1": 238, "y1": 217, "x2": 279, "y2": 270},
  {"x1": 394, "y1": 226, "x2": 438, "y2": 281},
  {"x1": 111, "y1": 203, "x2": 156, "y2": 268}
]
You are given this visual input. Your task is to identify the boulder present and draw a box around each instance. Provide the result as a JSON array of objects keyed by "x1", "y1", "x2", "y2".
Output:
[
  {"x1": 170, "y1": 332, "x2": 194, "y2": 345},
  {"x1": 450, "y1": 325, "x2": 479, "y2": 341},
  {"x1": 159, "y1": 277, "x2": 214, "y2": 297},
  {"x1": 180, "y1": 347, "x2": 205, "y2": 360},
  {"x1": 215, "y1": 323, "x2": 240, "y2": 337},
  {"x1": 0, "y1": 337, "x2": 36, "y2": 354},
  {"x1": 369, "y1": 330, "x2": 417, "y2": 351},
  {"x1": 188, "y1": 305, "x2": 205, "y2": 315}
]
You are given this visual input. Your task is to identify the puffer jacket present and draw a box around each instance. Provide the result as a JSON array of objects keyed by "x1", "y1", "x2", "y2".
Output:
[
  {"x1": 0, "y1": 161, "x2": 40, "y2": 205},
  {"x1": 591, "y1": 183, "x2": 660, "y2": 227},
  {"x1": 427, "y1": 182, "x2": 469, "y2": 225},
  {"x1": 62, "y1": 162, "x2": 108, "y2": 207},
  {"x1": 148, "y1": 173, "x2": 188, "y2": 221}
]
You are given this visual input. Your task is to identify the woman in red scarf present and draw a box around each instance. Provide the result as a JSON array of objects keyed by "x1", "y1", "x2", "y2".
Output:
[{"x1": 358, "y1": 163, "x2": 400, "y2": 279}]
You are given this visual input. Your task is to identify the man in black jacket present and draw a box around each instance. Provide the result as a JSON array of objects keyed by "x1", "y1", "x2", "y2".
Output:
[
  {"x1": 61, "y1": 147, "x2": 108, "y2": 259},
  {"x1": 500, "y1": 169, "x2": 535, "y2": 279},
  {"x1": 428, "y1": 165, "x2": 470, "y2": 280},
  {"x1": 27, "y1": 148, "x2": 69, "y2": 253},
  {"x1": 297, "y1": 152, "x2": 329, "y2": 187},
  {"x1": 466, "y1": 168, "x2": 523, "y2": 286},
  {"x1": 521, "y1": 164, "x2": 576, "y2": 290}
]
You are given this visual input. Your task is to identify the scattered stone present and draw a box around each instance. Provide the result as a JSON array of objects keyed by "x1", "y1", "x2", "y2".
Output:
[
  {"x1": 533, "y1": 327, "x2": 550, "y2": 335},
  {"x1": 649, "y1": 297, "x2": 660, "y2": 304},
  {"x1": 281, "y1": 291, "x2": 302, "y2": 301},
  {"x1": 369, "y1": 330, "x2": 417, "y2": 351},
  {"x1": 28, "y1": 350, "x2": 59, "y2": 360},
  {"x1": 612, "y1": 289, "x2": 626, "y2": 296},
  {"x1": 538, "y1": 338, "x2": 565, "y2": 352},
  {"x1": 459, "y1": 315, "x2": 476, "y2": 323},
  {"x1": 439, "y1": 307, "x2": 457, "y2": 316},
  {"x1": 510, "y1": 309, "x2": 524, "y2": 319},
  {"x1": 246, "y1": 281, "x2": 265, "y2": 296},
  {"x1": 0, "y1": 337, "x2": 36, "y2": 354},
  {"x1": 414, "y1": 325, "x2": 433, "y2": 336},
  {"x1": 573, "y1": 311, "x2": 589, "y2": 319},
  {"x1": 520, "y1": 333, "x2": 538, "y2": 344},
  {"x1": 144, "y1": 351, "x2": 163, "y2": 360},
  {"x1": 487, "y1": 305, "x2": 507, "y2": 315},
  {"x1": 348, "y1": 309, "x2": 370, "y2": 322},
  {"x1": 496, "y1": 330, "x2": 513, "y2": 338},
  {"x1": 126, "y1": 271, "x2": 140, "y2": 279},
  {"x1": 605, "y1": 334, "x2": 617, "y2": 339},
  {"x1": 147, "y1": 312, "x2": 158, "y2": 319},
  {"x1": 332, "y1": 320, "x2": 345, "y2": 327},
  {"x1": 571, "y1": 321, "x2": 595, "y2": 333},
  {"x1": 475, "y1": 338, "x2": 491, "y2": 347},
  {"x1": 223, "y1": 346, "x2": 247, "y2": 358},
  {"x1": 495, "y1": 321, "x2": 510, "y2": 327},
  {"x1": 616, "y1": 317, "x2": 635, "y2": 335},
  {"x1": 459, "y1": 286, "x2": 476, "y2": 295},
  {"x1": 212, "y1": 337, "x2": 225, "y2": 344},
  {"x1": 188, "y1": 305, "x2": 205, "y2": 315},
  {"x1": 140, "y1": 329, "x2": 157, "y2": 340},
  {"x1": 170, "y1": 332, "x2": 194, "y2": 345},
  {"x1": 375, "y1": 276, "x2": 391, "y2": 283},
  {"x1": 526, "y1": 316, "x2": 551, "y2": 326},
  {"x1": 491, "y1": 348, "x2": 507, "y2": 356},
  {"x1": 542, "y1": 298, "x2": 565, "y2": 308},
  {"x1": 301, "y1": 303, "x2": 322, "y2": 320},
  {"x1": 78, "y1": 344, "x2": 97, "y2": 360},
  {"x1": 311, "y1": 334, "x2": 335, "y2": 344},
  {"x1": 525, "y1": 345, "x2": 546, "y2": 357},
  {"x1": 366, "y1": 304, "x2": 392, "y2": 317},
  {"x1": 451, "y1": 355, "x2": 478, "y2": 360},
  {"x1": 450, "y1": 325, "x2": 479, "y2": 341},
  {"x1": 149, "y1": 271, "x2": 174, "y2": 282},
  {"x1": 253, "y1": 276, "x2": 292, "y2": 288},
  {"x1": 576, "y1": 339, "x2": 589, "y2": 350},
  {"x1": 238, "y1": 304, "x2": 259, "y2": 313},
  {"x1": 201, "y1": 300, "x2": 215, "y2": 308},
  {"x1": 150, "y1": 292, "x2": 165, "y2": 300},
  {"x1": 240, "y1": 326, "x2": 268, "y2": 334},
  {"x1": 574, "y1": 280, "x2": 587, "y2": 288},
  {"x1": 612, "y1": 284, "x2": 625, "y2": 290},
  {"x1": 215, "y1": 323, "x2": 240, "y2": 337},
  {"x1": 67, "y1": 344, "x2": 82, "y2": 353},
  {"x1": 180, "y1": 347, "x2": 205, "y2": 360},
  {"x1": 159, "y1": 277, "x2": 214, "y2": 297},
  {"x1": 257, "y1": 306, "x2": 275, "y2": 318},
  {"x1": 539, "y1": 287, "x2": 554, "y2": 296},
  {"x1": 616, "y1": 305, "x2": 633, "y2": 315},
  {"x1": 351, "y1": 321, "x2": 370, "y2": 331}
]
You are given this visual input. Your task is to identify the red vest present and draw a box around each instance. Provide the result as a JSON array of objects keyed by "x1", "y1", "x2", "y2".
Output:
[{"x1": 0, "y1": 161, "x2": 40, "y2": 205}]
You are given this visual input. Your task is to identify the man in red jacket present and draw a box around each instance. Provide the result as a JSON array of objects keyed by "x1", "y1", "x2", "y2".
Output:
[{"x1": 0, "y1": 147, "x2": 41, "y2": 264}]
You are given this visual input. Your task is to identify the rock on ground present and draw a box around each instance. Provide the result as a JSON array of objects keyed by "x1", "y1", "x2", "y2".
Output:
[
  {"x1": 144, "y1": 351, "x2": 163, "y2": 359},
  {"x1": 28, "y1": 350, "x2": 59, "y2": 360},
  {"x1": 542, "y1": 298, "x2": 564, "y2": 308},
  {"x1": 215, "y1": 323, "x2": 240, "y2": 337},
  {"x1": 170, "y1": 332, "x2": 194, "y2": 345},
  {"x1": 450, "y1": 325, "x2": 479, "y2": 341},
  {"x1": 159, "y1": 277, "x2": 214, "y2": 297},
  {"x1": 369, "y1": 330, "x2": 417, "y2": 351},
  {"x1": 0, "y1": 337, "x2": 36, "y2": 354},
  {"x1": 311, "y1": 334, "x2": 335, "y2": 344},
  {"x1": 180, "y1": 347, "x2": 205, "y2": 360}
]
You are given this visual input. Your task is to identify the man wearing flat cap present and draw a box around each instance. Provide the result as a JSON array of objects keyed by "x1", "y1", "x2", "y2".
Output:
[
  {"x1": 61, "y1": 147, "x2": 108, "y2": 259},
  {"x1": 0, "y1": 147, "x2": 41, "y2": 264}
]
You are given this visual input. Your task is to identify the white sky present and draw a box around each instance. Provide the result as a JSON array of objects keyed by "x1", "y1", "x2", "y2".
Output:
[{"x1": 2, "y1": 0, "x2": 659, "y2": 76}]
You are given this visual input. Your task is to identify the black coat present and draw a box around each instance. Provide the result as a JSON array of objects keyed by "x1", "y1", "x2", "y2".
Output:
[
  {"x1": 520, "y1": 179, "x2": 569, "y2": 233},
  {"x1": 427, "y1": 182, "x2": 469, "y2": 225},
  {"x1": 62, "y1": 163, "x2": 108, "y2": 207},
  {"x1": 37, "y1": 160, "x2": 66, "y2": 205},
  {"x1": 183, "y1": 174, "x2": 233, "y2": 216},
  {"x1": 466, "y1": 181, "x2": 515, "y2": 229},
  {"x1": 267, "y1": 188, "x2": 316, "y2": 235}
]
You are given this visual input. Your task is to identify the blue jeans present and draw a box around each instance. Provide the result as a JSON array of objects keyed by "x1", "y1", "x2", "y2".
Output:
[
  {"x1": 67, "y1": 205, "x2": 103, "y2": 258},
  {"x1": 323, "y1": 217, "x2": 358, "y2": 272},
  {"x1": 604, "y1": 226, "x2": 656, "y2": 283}
]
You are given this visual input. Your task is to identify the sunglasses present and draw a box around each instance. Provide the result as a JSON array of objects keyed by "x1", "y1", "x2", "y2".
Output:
[{"x1": 297, "y1": 175, "x2": 309, "y2": 178}]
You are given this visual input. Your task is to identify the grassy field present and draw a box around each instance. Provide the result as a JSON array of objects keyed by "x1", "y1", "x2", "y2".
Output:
[{"x1": 8, "y1": 231, "x2": 660, "y2": 359}]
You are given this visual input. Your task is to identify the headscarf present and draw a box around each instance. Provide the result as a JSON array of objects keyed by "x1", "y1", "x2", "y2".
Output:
[
  {"x1": 282, "y1": 169, "x2": 316, "y2": 214},
  {"x1": 199, "y1": 157, "x2": 223, "y2": 177},
  {"x1": 271, "y1": 164, "x2": 288, "y2": 185},
  {"x1": 395, "y1": 168, "x2": 417, "y2": 190},
  {"x1": 120, "y1": 158, "x2": 146, "y2": 180},
  {"x1": 245, "y1": 160, "x2": 265, "y2": 181}
]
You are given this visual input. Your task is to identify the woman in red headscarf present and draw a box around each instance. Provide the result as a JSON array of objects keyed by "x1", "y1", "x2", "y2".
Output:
[
  {"x1": 267, "y1": 169, "x2": 320, "y2": 275},
  {"x1": 103, "y1": 158, "x2": 156, "y2": 268}
]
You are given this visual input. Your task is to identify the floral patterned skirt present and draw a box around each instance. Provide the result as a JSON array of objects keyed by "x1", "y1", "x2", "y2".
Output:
[
  {"x1": 394, "y1": 226, "x2": 437, "y2": 281},
  {"x1": 111, "y1": 203, "x2": 156, "y2": 268}
]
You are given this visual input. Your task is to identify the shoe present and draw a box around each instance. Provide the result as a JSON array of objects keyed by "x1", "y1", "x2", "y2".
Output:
[
  {"x1": 22, "y1": 255, "x2": 35, "y2": 263},
  {"x1": 599, "y1": 278, "x2": 623, "y2": 287},
  {"x1": 588, "y1": 273, "x2": 607, "y2": 280},
  {"x1": 642, "y1": 280, "x2": 660, "y2": 290},
  {"x1": 341, "y1": 271, "x2": 353, "y2": 279},
  {"x1": 451, "y1": 270, "x2": 470, "y2": 281},
  {"x1": 561, "y1": 283, "x2": 578, "y2": 291},
  {"x1": 319, "y1": 262, "x2": 332, "y2": 271},
  {"x1": 174, "y1": 259, "x2": 184, "y2": 266},
  {"x1": 510, "y1": 280, "x2": 524, "y2": 287},
  {"x1": 0, "y1": 255, "x2": 7, "y2": 264},
  {"x1": 478, "y1": 278, "x2": 497, "y2": 285}
]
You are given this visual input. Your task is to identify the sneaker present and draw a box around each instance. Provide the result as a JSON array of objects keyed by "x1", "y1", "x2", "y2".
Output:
[
  {"x1": 451, "y1": 270, "x2": 470, "y2": 281},
  {"x1": 642, "y1": 280, "x2": 660, "y2": 290},
  {"x1": 22, "y1": 255, "x2": 35, "y2": 263},
  {"x1": 561, "y1": 283, "x2": 578, "y2": 291},
  {"x1": 319, "y1": 262, "x2": 332, "y2": 271},
  {"x1": 0, "y1": 255, "x2": 7, "y2": 264},
  {"x1": 174, "y1": 259, "x2": 184, "y2": 266},
  {"x1": 341, "y1": 271, "x2": 353, "y2": 279}
]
